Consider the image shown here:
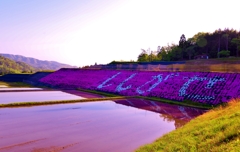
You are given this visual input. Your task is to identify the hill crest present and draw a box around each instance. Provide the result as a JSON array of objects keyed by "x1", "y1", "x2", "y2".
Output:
[
  {"x1": 0, "y1": 55, "x2": 36, "y2": 74},
  {"x1": 0, "y1": 53, "x2": 77, "y2": 70}
]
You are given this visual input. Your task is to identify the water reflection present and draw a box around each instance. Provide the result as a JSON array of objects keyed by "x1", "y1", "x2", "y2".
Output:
[
  {"x1": 0, "y1": 100, "x2": 206, "y2": 152},
  {"x1": 114, "y1": 98, "x2": 207, "y2": 128},
  {"x1": 63, "y1": 90, "x2": 104, "y2": 98}
]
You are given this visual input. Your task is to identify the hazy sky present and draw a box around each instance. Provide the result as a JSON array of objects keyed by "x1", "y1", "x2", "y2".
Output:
[{"x1": 0, "y1": 0, "x2": 239, "y2": 66}]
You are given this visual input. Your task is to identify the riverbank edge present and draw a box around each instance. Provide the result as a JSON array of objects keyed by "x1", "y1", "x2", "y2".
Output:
[
  {"x1": 77, "y1": 88, "x2": 213, "y2": 109},
  {"x1": 136, "y1": 99, "x2": 240, "y2": 152}
]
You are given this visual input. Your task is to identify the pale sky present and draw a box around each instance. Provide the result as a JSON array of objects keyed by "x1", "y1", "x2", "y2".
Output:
[{"x1": 0, "y1": 0, "x2": 239, "y2": 67}]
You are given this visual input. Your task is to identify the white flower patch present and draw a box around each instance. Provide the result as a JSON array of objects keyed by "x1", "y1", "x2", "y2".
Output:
[
  {"x1": 147, "y1": 75, "x2": 164, "y2": 92},
  {"x1": 205, "y1": 76, "x2": 225, "y2": 89},
  {"x1": 179, "y1": 76, "x2": 207, "y2": 97},
  {"x1": 186, "y1": 94, "x2": 215, "y2": 100},
  {"x1": 136, "y1": 74, "x2": 163, "y2": 94},
  {"x1": 115, "y1": 73, "x2": 137, "y2": 92},
  {"x1": 97, "y1": 72, "x2": 121, "y2": 89},
  {"x1": 164, "y1": 73, "x2": 177, "y2": 81},
  {"x1": 136, "y1": 73, "x2": 179, "y2": 95},
  {"x1": 164, "y1": 75, "x2": 170, "y2": 81},
  {"x1": 179, "y1": 75, "x2": 225, "y2": 101}
]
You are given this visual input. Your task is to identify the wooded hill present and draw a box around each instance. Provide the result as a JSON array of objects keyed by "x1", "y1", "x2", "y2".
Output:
[
  {"x1": 0, "y1": 53, "x2": 77, "y2": 70},
  {"x1": 138, "y1": 28, "x2": 240, "y2": 62},
  {"x1": 0, "y1": 55, "x2": 36, "y2": 75}
]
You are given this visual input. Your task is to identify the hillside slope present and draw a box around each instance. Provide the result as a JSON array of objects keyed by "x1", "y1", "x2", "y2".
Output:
[
  {"x1": 0, "y1": 53, "x2": 77, "y2": 70},
  {"x1": 0, "y1": 55, "x2": 36, "y2": 74},
  {"x1": 39, "y1": 69, "x2": 239, "y2": 105},
  {"x1": 137, "y1": 99, "x2": 240, "y2": 152}
]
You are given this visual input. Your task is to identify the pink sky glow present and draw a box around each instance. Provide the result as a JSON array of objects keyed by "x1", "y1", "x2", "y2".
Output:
[{"x1": 0, "y1": 0, "x2": 239, "y2": 66}]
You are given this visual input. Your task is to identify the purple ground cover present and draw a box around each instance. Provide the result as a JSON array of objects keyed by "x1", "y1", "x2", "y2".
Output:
[{"x1": 39, "y1": 69, "x2": 240, "y2": 105}]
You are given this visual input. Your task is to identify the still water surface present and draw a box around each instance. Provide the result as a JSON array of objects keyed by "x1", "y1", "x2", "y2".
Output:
[
  {"x1": 0, "y1": 91, "x2": 85, "y2": 104},
  {"x1": 0, "y1": 88, "x2": 43, "y2": 91},
  {"x1": 0, "y1": 99, "x2": 206, "y2": 152}
]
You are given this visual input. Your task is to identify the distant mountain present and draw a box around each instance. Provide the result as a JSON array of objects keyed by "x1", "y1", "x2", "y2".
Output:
[
  {"x1": 0, "y1": 53, "x2": 78, "y2": 70},
  {"x1": 0, "y1": 55, "x2": 36, "y2": 75}
]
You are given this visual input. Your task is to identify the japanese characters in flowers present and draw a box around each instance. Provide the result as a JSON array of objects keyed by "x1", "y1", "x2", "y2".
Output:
[{"x1": 40, "y1": 69, "x2": 240, "y2": 105}]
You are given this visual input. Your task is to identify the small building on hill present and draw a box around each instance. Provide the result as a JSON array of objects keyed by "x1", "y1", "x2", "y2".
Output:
[{"x1": 194, "y1": 54, "x2": 209, "y2": 59}]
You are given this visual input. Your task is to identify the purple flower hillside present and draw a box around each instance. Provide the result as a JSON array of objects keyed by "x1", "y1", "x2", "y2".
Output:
[{"x1": 40, "y1": 69, "x2": 240, "y2": 105}]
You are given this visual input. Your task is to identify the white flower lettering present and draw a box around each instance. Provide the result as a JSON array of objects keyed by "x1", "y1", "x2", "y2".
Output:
[
  {"x1": 136, "y1": 74, "x2": 163, "y2": 94},
  {"x1": 205, "y1": 76, "x2": 225, "y2": 89},
  {"x1": 115, "y1": 73, "x2": 137, "y2": 92},
  {"x1": 97, "y1": 72, "x2": 121, "y2": 89}
]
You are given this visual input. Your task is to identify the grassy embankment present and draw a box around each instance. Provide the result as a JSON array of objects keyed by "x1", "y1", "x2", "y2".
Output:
[{"x1": 136, "y1": 99, "x2": 240, "y2": 152}]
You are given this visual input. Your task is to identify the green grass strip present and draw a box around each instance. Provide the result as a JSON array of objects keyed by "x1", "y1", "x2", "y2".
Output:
[
  {"x1": 0, "y1": 96, "x2": 133, "y2": 108},
  {"x1": 77, "y1": 88, "x2": 121, "y2": 97}
]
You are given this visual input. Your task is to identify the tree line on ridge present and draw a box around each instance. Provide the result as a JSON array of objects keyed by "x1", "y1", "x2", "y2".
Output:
[{"x1": 138, "y1": 28, "x2": 240, "y2": 62}]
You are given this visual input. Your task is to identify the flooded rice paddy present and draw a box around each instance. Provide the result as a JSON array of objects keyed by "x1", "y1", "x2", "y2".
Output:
[
  {"x1": 64, "y1": 90, "x2": 104, "y2": 98},
  {"x1": 0, "y1": 88, "x2": 43, "y2": 91},
  {"x1": 0, "y1": 94, "x2": 206, "y2": 152},
  {"x1": 0, "y1": 91, "x2": 85, "y2": 104}
]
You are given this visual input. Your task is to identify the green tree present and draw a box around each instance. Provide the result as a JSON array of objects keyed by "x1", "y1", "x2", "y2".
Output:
[
  {"x1": 179, "y1": 34, "x2": 187, "y2": 60},
  {"x1": 171, "y1": 46, "x2": 182, "y2": 61},
  {"x1": 137, "y1": 49, "x2": 149, "y2": 62},
  {"x1": 197, "y1": 37, "x2": 207, "y2": 47},
  {"x1": 157, "y1": 47, "x2": 166, "y2": 61},
  {"x1": 231, "y1": 37, "x2": 240, "y2": 57},
  {"x1": 218, "y1": 50, "x2": 230, "y2": 58},
  {"x1": 186, "y1": 45, "x2": 196, "y2": 60},
  {"x1": 162, "y1": 48, "x2": 169, "y2": 61},
  {"x1": 191, "y1": 32, "x2": 207, "y2": 43},
  {"x1": 222, "y1": 34, "x2": 229, "y2": 51},
  {"x1": 216, "y1": 29, "x2": 222, "y2": 58},
  {"x1": 149, "y1": 51, "x2": 155, "y2": 62}
]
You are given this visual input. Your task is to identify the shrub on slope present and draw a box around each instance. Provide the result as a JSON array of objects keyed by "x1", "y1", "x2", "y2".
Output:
[{"x1": 136, "y1": 99, "x2": 240, "y2": 152}]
